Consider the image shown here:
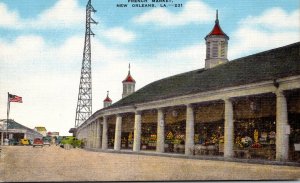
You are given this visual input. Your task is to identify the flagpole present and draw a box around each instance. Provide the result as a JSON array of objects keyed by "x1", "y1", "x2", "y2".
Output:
[{"x1": 6, "y1": 92, "x2": 10, "y2": 142}]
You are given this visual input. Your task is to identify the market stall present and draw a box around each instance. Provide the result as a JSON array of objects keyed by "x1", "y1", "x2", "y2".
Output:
[
  {"x1": 234, "y1": 117, "x2": 276, "y2": 160},
  {"x1": 164, "y1": 121, "x2": 185, "y2": 153},
  {"x1": 194, "y1": 121, "x2": 224, "y2": 156},
  {"x1": 107, "y1": 124, "x2": 115, "y2": 149},
  {"x1": 141, "y1": 123, "x2": 157, "y2": 150}
]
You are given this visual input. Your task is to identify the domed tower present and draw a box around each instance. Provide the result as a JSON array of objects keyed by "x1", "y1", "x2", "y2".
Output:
[
  {"x1": 205, "y1": 10, "x2": 229, "y2": 69},
  {"x1": 103, "y1": 91, "x2": 112, "y2": 108},
  {"x1": 122, "y1": 64, "x2": 136, "y2": 98}
]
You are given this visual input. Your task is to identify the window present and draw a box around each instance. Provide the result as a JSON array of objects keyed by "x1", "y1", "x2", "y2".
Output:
[
  {"x1": 212, "y1": 41, "x2": 218, "y2": 58},
  {"x1": 206, "y1": 42, "x2": 210, "y2": 59},
  {"x1": 123, "y1": 85, "x2": 126, "y2": 93},
  {"x1": 221, "y1": 41, "x2": 225, "y2": 58}
]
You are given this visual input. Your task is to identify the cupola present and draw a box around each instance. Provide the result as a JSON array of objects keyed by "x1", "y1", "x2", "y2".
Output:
[
  {"x1": 205, "y1": 10, "x2": 229, "y2": 69},
  {"x1": 103, "y1": 91, "x2": 112, "y2": 108},
  {"x1": 122, "y1": 63, "x2": 136, "y2": 98}
]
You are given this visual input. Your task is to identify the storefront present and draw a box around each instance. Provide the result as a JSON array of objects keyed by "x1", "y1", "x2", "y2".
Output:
[
  {"x1": 234, "y1": 117, "x2": 276, "y2": 160},
  {"x1": 287, "y1": 89, "x2": 300, "y2": 162},
  {"x1": 194, "y1": 121, "x2": 224, "y2": 156},
  {"x1": 121, "y1": 113, "x2": 134, "y2": 150},
  {"x1": 164, "y1": 107, "x2": 186, "y2": 153},
  {"x1": 141, "y1": 110, "x2": 157, "y2": 150},
  {"x1": 194, "y1": 102, "x2": 224, "y2": 156},
  {"x1": 107, "y1": 123, "x2": 115, "y2": 149},
  {"x1": 141, "y1": 123, "x2": 157, "y2": 150},
  {"x1": 233, "y1": 94, "x2": 276, "y2": 160}
]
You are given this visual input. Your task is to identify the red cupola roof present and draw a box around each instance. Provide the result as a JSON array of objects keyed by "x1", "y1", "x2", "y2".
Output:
[
  {"x1": 123, "y1": 73, "x2": 135, "y2": 83},
  {"x1": 205, "y1": 10, "x2": 229, "y2": 39},
  {"x1": 103, "y1": 91, "x2": 112, "y2": 102},
  {"x1": 122, "y1": 63, "x2": 136, "y2": 83}
]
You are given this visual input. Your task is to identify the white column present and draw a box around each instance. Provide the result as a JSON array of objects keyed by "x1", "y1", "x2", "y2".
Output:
[
  {"x1": 1, "y1": 132, "x2": 3, "y2": 145},
  {"x1": 93, "y1": 122, "x2": 96, "y2": 148},
  {"x1": 276, "y1": 90, "x2": 289, "y2": 161},
  {"x1": 102, "y1": 116, "x2": 108, "y2": 150},
  {"x1": 97, "y1": 120, "x2": 102, "y2": 148},
  {"x1": 114, "y1": 114, "x2": 122, "y2": 150},
  {"x1": 87, "y1": 124, "x2": 91, "y2": 148},
  {"x1": 133, "y1": 111, "x2": 142, "y2": 152},
  {"x1": 95, "y1": 121, "x2": 99, "y2": 148},
  {"x1": 156, "y1": 108, "x2": 165, "y2": 153},
  {"x1": 185, "y1": 104, "x2": 195, "y2": 155},
  {"x1": 90, "y1": 124, "x2": 93, "y2": 148},
  {"x1": 224, "y1": 98, "x2": 234, "y2": 158}
]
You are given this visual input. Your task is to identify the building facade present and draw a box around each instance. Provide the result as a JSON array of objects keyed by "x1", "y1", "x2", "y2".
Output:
[
  {"x1": 0, "y1": 119, "x2": 43, "y2": 145},
  {"x1": 74, "y1": 14, "x2": 300, "y2": 163}
]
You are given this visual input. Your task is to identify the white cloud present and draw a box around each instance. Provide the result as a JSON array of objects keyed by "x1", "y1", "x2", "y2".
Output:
[
  {"x1": 32, "y1": 0, "x2": 85, "y2": 29},
  {"x1": 102, "y1": 27, "x2": 136, "y2": 43},
  {"x1": 0, "y1": 3, "x2": 21, "y2": 28},
  {"x1": 242, "y1": 7, "x2": 300, "y2": 30},
  {"x1": 134, "y1": 0, "x2": 214, "y2": 26},
  {"x1": 229, "y1": 8, "x2": 300, "y2": 59},
  {"x1": 0, "y1": 0, "x2": 85, "y2": 29}
]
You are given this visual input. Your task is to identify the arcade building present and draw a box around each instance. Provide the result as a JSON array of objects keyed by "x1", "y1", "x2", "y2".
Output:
[{"x1": 75, "y1": 12, "x2": 300, "y2": 162}]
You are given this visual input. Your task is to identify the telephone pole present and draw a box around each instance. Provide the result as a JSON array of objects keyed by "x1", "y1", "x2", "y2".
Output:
[{"x1": 75, "y1": 0, "x2": 97, "y2": 127}]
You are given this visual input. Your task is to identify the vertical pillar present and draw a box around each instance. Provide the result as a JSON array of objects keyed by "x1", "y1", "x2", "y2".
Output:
[
  {"x1": 224, "y1": 98, "x2": 234, "y2": 158},
  {"x1": 114, "y1": 114, "x2": 122, "y2": 150},
  {"x1": 276, "y1": 90, "x2": 289, "y2": 161},
  {"x1": 93, "y1": 122, "x2": 96, "y2": 148},
  {"x1": 156, "y1": 108, "x2": 165, "y2": 153},
  {"x1": 89, "y1": 123, "x2": 93, "y2": 148},
  {"x1": 185, "y1": 104, "x2": 195, "y2": 155},
  {"x1": 102, "y1": 116, "x2": 108, "y2": 150},
  {"x1": 133, "y1": 111, "x2": 142, "y2": 152},
  {"x1": 1, "y1": 131, "x2": 3, "y2": 145},
  {"x1": 95, "y1": 121, "x2": 99, "y2": 148},
  {"x1": 98, "y1": 120, "x2": 102, "y2": 148},
  {"x1": 87, "y1": 124, "x2": 91, "y2": 148}
]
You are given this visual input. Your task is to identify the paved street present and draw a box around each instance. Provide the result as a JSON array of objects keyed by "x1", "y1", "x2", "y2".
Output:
[{"x1": 0, "y1": 146, "x2": 300, "y2": 182}]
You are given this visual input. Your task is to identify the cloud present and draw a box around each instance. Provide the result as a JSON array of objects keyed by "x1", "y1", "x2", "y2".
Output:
[
  {"x1": 0, "y1": 3, "x2": 21, "y2": 28},
  {"x1": 101, "y1": 27, "x2": 136, "y2": 43},
  {"x1": 229, "y1": 8, "x2": 300, "y2": 59},
  {"x1": 32, "y1": 0, "x2": 85, "y2": 29},
  {"x1": 242, "y1": 7, "x2": 300, "y2": 30},
  {"x1": 0, "y1": 0, "x2": 85, "y2": 29},
  {"x1": 134, "y1": 0, "x2": 214, "y2": 27}
]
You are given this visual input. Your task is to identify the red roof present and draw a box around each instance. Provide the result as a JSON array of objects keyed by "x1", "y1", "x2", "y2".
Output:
[
  {"x1": 103, "y1": 96, "x2": 112, "y2": 102},
  {"x1": 210, "y1": 23, "x2": 225, "y2": 36},
  {"x1": 122, "y1": 73, "x2": 135, "y2": 83},
  {"x1": 206, "y1": 22, "x2": 228, "y2": 38},
  {"x1": 205, "y1": 11, "x2": 229, "y2": 39}
]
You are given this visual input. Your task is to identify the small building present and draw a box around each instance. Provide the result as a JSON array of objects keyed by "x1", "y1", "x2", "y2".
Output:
[
  {"x1": 0, "y1": 119, "x2": 43, "y2": 144},
  {"x1": 34, "y1": 126, "x2": 47, "y2": 137},
  {"x1": 47, "y1": 131, "x2": 59, "y2": 137}
]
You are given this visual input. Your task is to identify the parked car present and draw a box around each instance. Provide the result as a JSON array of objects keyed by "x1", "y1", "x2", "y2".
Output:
[
  {"x1": 33, "y1": 138, "x2": 43, "y2": 147},
  {"x1": 9, "y1": 139, "x2": 19, "y2": 146},
  {"x1": 19, "y1": 138, "x2": 30, "y2": 145},
  {"x1": 28, "y1": 139, "x2": 33, "y2": 145},
  {"x1": 60, "y1": 136, "x2": 83, "y2": 148},
  {"x1": 43, "y1": 140, "x2": 51, "y2": 146}
]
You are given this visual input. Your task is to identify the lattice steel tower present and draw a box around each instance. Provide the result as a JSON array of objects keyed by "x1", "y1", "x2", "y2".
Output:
[{"x1": 75, "y1": 0, "x2": 97, "y2": 127}]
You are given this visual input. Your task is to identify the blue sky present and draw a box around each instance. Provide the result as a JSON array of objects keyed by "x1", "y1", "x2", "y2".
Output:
[{"x1": 0, "y1": 0, "x2": 299, "y2": 135}]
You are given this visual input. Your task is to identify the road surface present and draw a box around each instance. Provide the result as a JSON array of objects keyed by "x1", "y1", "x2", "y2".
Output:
[{"x1": 0, "y1": 146, "x2": 299, "y2": 182}]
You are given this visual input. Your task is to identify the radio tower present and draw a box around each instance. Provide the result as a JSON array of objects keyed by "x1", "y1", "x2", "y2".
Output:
[{"x1": 75, "y1": 0, "x2": 97, "y2": 127}]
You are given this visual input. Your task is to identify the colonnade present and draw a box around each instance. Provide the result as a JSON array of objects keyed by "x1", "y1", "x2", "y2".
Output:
[{"x1": 79, "y1": 89, "x2": 290, "y2": 161}]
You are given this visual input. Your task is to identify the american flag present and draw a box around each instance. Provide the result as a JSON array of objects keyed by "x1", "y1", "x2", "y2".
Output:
[{"x1": 9, "y1": 94, "x2": 23, "y2": 103}]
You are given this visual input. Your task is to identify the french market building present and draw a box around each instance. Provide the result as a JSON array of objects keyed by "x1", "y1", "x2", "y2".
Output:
[{"x1": 75, "y1": 13, "x2": 300, "y2": 163}]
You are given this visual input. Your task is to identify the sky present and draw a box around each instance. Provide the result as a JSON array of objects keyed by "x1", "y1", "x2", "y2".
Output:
[{"x1": 0, "y1": 0, "x2": 299, "y2": 136}]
